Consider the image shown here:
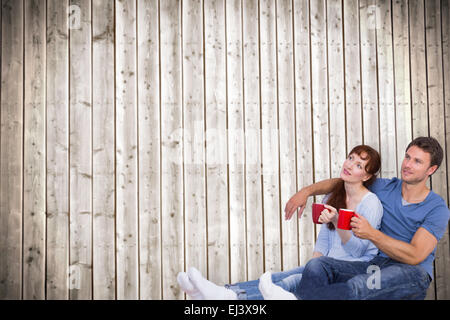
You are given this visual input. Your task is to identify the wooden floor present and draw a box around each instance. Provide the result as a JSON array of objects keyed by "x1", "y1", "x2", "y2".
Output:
[{"x1": 0, "y1": 0, "x2": 449, "y2": 300}]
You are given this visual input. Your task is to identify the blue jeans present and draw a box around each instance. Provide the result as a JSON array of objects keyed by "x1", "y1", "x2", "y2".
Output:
[
  {"x1": 297, "y1": 256, "x2": 431, "y2": 300},
  {"x1": 225, "y1": 266, "x2": 305, "y2": 300}
]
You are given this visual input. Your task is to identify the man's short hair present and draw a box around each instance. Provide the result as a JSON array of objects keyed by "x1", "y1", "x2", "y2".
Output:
[{"x1": 406, "y1": 136, "x2": 444, "y2": 169}]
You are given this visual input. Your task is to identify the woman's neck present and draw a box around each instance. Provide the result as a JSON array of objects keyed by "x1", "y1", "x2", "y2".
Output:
[{"x1": 344, "y1": 182, "x2": 368, "y2": 202}]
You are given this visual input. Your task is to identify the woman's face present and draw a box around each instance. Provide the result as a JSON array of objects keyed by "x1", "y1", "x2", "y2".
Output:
[{"x1": 340, "y1": 152, "x2": 372, "y2": 184}]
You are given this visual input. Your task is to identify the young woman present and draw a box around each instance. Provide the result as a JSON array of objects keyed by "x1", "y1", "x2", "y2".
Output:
[{"x1": 178, "y1": 145, "x2": 383, "y2": 300}]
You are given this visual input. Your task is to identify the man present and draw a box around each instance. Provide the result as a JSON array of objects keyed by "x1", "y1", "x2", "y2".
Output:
[{"x1": 284, "y1": 136, "x2": 450, "y2": 299}]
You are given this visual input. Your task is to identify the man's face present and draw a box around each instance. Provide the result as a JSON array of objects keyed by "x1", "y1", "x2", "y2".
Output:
[{"x1": 401, "y1": 146, "x2": 437, "y2": 184}]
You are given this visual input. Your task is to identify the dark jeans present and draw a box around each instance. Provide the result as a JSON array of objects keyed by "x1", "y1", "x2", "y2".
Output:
[{"x1": 297, "y1": 256, "x2": 431, "y2": 300}]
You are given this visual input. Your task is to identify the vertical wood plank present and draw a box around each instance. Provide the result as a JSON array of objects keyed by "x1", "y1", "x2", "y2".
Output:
[
  {"x1": 444, "y1": 0, "x2": 450, "y2": 204},
  {"x1": 442, "y1": 0, "x2": 450, "y2": 301},
  {"x1": 69, "y1": 0, "x2": 92, "y2": 300},
  {"x1": 409, "y1": 0, "x2": 433, "y2": 298},
  {"x1": 311, "y1": 0, "x2": 330, "y2": 253},
  {"x1": 376, "y1": 0, "x2": 397, "y2": 178},
  {"x1": 310, "y1": 0, "x2": 330, "y2": 193},
  {"x1": 138, "y1": 0, "x2": 162, "y2": 300},
  {"x1": 115, "y1": 0, "x2": 139, "y2": 300},
  {"x1": 46, "y1": 0, "x2": 69, "y2": 300},
  {"x1": 360, "y1": 0, "x2": 379, "y2": 149},
  {"x1": 182, "y1": 0, "x2": 207, "y2": 287},
  {"x1": 204, "y1": 0, "x2": 229, "y2": 285},
  {"x1": 243, "y1": 0, "x2": 264, "y2": 280},
  {"x1": 226, "y1": 0, "x2": 247, "y2": 283},
  {"x1": 293, "y1": 0, "x2": 315, "y2": 265},
  {"x1": 260, "y1": 0, "x2": 281, "y2": 273},
  {"x1": 160, "y1": 0, "x2": 184, "y2": 299},
  {"x1": 23, "y1": 0, "x2": 46, "y2": 300},
  {"x1": 327, "y1": 0, "x2": 347, "y2": 176},
  {"x1": 344, "y1": 0, "x2": 363, "y2": 149},
  {"x1": 425, "y1": 0, "x2": 450, "y2": 300},
  {"x1": 277, "y1": 0, "x2": 298, "y2": 271},
  {"x1": 92, "y1": 0, "x2": 115, "y2": 300},
  {"x1": 410, "y1": 0, "x2": 429, "y2": 138},
  {"x1": 392, "y1": 0, "x2": 412, "y2": 175},
  {"x1": 0, "y1": 0, "x2": 23, "y2": 300}
]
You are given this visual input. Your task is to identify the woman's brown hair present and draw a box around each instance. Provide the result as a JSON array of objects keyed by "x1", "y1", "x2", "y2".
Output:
[{"x1": 325, "y1": 145, "x2": 381, "y2": 230}]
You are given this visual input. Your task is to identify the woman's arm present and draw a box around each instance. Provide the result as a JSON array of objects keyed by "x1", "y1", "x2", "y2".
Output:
[
  {"x1": 313, "y1": 224, "x2": 331, "y2": 257},
  {"x1": 284, "y1": 178, "x2": 341, "y2": 220}
]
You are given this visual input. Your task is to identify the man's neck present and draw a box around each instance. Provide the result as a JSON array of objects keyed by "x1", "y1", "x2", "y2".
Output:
[{"x1": 401, "y1": 180, "x2": 430, "y2": 203}]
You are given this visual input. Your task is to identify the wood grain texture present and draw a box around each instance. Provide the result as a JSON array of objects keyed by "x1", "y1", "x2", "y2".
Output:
[
  {"x1": 360, "y1": 0, "x2": 380, "y2": 150},
  {"x1": 92, "y1": 0, "x2": 115, "y2": 300},
  {"x1": 441, "y1": 0, "x2": 450, "y2": 299},
  {"x1": 115, "y1": 0, "x2": 139, "y2": 300},
  {"x1": 204, "y1": 0, "x2": 230, "y2": 286},
  {"x1": 0, "y1": 0, "x2": 449, "y2": 300},
  {"x1": 182, "y1": 0, "x2": 207, "y2": 288},
  {"x1": 0, "y1": 0, "x2": 24, "y2": 300},
  {"x1": 392, "y1": 0, "x2": 412, "y2": 175},
  {"x1": 327, "y1": 0, "x2": 347, "y2": 177},
  {"x1": 138, "y1": 0, "x2": 162, "y2": 300},
  {"x1": 344, "y1": 0, "x2": 363, "y2": 150},
  {"x1": 226, "y1": 0, "x2": 247, "y2": 284},
  {"x1": 260, "y1": 0, "x2": 281, "y2": 273},
  {"x1": 243, "y1": 0, "x2": 264, "y2": 281},
  {"x1": 293, "y1": 0, "x2": 315, "y2": 266},
  {"x1": 23, "y1": 0, "x2": 46, "y2": 300},
  {"x1": 277, "y1": 0, "x2": 298, "y2": 271},
  {"x1": 160, "y1": 0, "x2": 184, "y2": 300},
  {"x1": 410, "y1": 0, "x2": 429, "y2": 138},
  {"x1": 46, "y1": 0, "x2": 69, "y2": 300},
  {"x1": 376, "y1": 0, "x2": 397, "y2": 179},
  {"x1": 425, "y1": 0, "x2": 450, "y2": 300},
  {"x1": 69, "y1": 0, "x2": 92, "y2": 300}
]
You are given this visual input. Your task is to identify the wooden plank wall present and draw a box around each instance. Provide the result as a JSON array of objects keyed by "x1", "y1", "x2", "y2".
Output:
[{"x1": 0, "y1": 0, "x2": 449, "y2": 300}]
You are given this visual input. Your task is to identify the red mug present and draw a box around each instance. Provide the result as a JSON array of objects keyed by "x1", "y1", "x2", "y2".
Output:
[
  {"x1": 312, "y1": 203, "x2": 329, "y2": 224},
  {"x1": 337, "y1": 209, "x2": 356, "y2": 230}
]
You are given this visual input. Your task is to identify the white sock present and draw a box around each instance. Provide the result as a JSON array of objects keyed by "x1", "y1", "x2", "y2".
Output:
[
  {"x1": 258, "y1": 271, "x2": 297, "y2": 300},
  {"x1": 177, "y1": 272, "x2": 204, "y2": 300},
  {"x1": 187, "y1": 267, "x2": 237, "y2": 300}
]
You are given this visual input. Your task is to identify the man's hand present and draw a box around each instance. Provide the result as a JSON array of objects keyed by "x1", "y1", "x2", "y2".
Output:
[
  {"x1": 284, "y1": 189, "x2": 309, "y2": 220},
  {"x1": 350, "y1": 214, "x2": 375, "y2": 239}
]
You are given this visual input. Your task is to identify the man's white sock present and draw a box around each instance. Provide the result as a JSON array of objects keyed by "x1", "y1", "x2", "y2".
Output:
[
  {"x1": 258, "y1": 271, "x2": 297, "y2": 300},
  {"x1": 187, "y1": 267, "x2": 237, "y2": 300},
  {"x1": 177, "y1": 272, "x2": 204, "y2": 300}
]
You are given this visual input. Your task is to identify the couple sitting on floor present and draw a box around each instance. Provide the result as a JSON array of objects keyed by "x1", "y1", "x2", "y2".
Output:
[{"x1": 177, "y1": 136, "x2": 450, "y2": 300}]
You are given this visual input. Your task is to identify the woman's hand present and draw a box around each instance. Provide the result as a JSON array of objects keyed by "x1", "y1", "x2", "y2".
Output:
[
  {"x1": 284, "y1": 189, "x2": 310, "y2": 220},
  {"x1": 318, "y1": 204, "x2": 338, "y2": 225}
]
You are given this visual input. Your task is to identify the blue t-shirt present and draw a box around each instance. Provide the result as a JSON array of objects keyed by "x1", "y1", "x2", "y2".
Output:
[{"x1": 368, "y1": 177, "x2": 450, "y2": 277}]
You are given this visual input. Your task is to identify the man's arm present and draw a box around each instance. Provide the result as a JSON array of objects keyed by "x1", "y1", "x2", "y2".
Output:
[
  {"x1": 284, "y1": 178, "x2": 341, "y2": 220},
  {"x1": 352, "y1": 215, "x2": 438, "y2": 265}
]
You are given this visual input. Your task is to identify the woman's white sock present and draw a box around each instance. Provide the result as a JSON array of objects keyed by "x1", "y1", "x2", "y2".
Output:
[
  {"x1": 177, "y1": 272, "x2": 204, "y2": 300},
  {"x1": 258, "y1": 271, "x2": 297, "y2": 300},
  {"x1": 187, "y1": 267, "x2": 237, "y2": 300}
]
